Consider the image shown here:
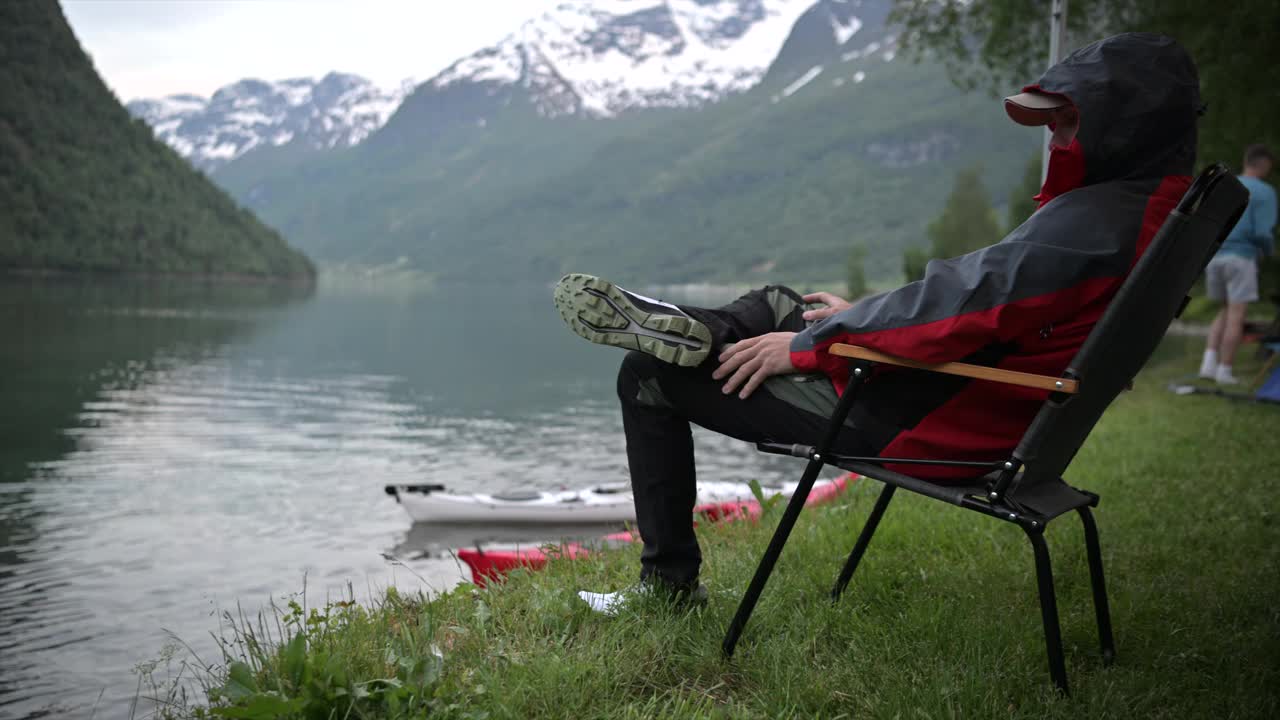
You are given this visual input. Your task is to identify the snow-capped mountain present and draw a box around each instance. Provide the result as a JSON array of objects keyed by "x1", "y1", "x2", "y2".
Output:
[
  {"x1": 427, "y1": 0, "x2": 819, "y2": 117},
  {"x1": 128, "y1": 72, "x2": 411, "y2": 170},
  {"x1": 133, "y1": 0, "x2": 889, "y2": 171},
  {"x1": 375, "y1": 0, "x2": 882, "y2": 149}
]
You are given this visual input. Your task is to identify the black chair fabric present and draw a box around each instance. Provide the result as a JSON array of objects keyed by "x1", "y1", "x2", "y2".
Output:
[
  {"x1": 1013, "y1": 166, "x2": 1250, "y2": 487},
  {"x1": 835, "y1": 462, "x2": 1094, "y2": 520}
]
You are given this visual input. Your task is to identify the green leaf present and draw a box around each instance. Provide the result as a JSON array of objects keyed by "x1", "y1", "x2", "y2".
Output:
[
  {"x1": 322, "y1": 652, "x2": 348, "y2": 689},
  {"x1": 281, "y1": 633, "x2": 307, "y2": 686},
  {"x1": 212, "y1": 692, "x2": 305, "y2": 719},
  {"x1": 397, "y1": 653, "x2": 443, "y2": 689},
  {"x1": 220, "y1": 662, "x2": 259, "y2": 701},
  {"x1": 748, "y1": 479, "x2": 783, "y2": 516}
]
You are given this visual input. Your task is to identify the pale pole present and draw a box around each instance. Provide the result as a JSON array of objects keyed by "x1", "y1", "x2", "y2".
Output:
[{"x1": 1042, "y1": 0, "x2": 1069, "y2": 182}]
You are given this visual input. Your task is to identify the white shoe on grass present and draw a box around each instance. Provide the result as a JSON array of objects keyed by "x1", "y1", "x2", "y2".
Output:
[
  {"x1": 577, "y1": 581, "x2": 708, "y2": 616},
  {"x1": 577, "y1": 589, "x2": 631, "y2": 616},
  {"x1": 1215, "y1": 366, "x2": 1241, "y2": 385},
  {"x1": 1199, "y1": 350, "x2": 1219, "y2": 379}
]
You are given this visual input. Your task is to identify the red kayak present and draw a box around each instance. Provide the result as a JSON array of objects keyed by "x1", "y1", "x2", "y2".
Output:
[{"x1": 457, "y1": 474, "x2": 856, "y2": 587}]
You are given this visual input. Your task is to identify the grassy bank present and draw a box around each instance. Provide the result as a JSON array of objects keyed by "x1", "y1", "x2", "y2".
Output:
[{"x1": 152, "y1": 341, "x2": 1279, "y2": 719}]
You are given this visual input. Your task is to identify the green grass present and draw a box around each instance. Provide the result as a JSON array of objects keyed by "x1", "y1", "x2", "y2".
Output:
[
  {"x1": 149, "y1": 340, "x2": 1280, "y2": 719},
  {"x1": 1180, "y1": 294, "x2": 1276, "y2": 324}
]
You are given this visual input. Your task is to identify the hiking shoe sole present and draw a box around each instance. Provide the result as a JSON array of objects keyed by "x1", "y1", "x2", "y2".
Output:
[{"x1": 554, "y1": 273, "x2": 712, "y2": 367}]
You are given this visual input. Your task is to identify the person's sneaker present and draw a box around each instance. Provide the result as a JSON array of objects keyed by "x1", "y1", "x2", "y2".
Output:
[
  {"x1": 577, "y1": 581, "x2": 709, "y2": 616},
  {"x1": 1198, "y1": 360, "x2": 1218, "y2": 380},
  {"x1": 1215, "y1": 366, "x2": 1242, "y2": 385},
  {"x1": 554, "y1": 273, "x2": 712, "y2": 367}
]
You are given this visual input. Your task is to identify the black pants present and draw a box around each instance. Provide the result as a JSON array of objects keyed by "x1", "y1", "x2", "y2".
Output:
[{"x1": 617, "y1": 286, "x2": 889, "y2": 586}]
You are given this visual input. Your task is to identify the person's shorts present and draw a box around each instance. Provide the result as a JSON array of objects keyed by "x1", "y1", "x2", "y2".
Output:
[{"x1": 1205, "y1": 255, "x2": 1259, "y2": 303}]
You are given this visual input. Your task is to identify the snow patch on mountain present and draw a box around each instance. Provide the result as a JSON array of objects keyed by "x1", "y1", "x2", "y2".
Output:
[
  {"x1": 782, "y1": 65, "x2": 823, "y2": 96},
  {"x1": 129, "y1": 73, "x2": 411, "y2": 170},
  {"x1": 829, "y1": 10, "x2": 862, "y2": 43},
  {"x1": 429, "y1": 0, "x2": 818, "y2": 117}
]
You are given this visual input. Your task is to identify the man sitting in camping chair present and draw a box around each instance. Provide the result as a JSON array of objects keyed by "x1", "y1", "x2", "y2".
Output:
[{"x1": 553, "y1": 33, "x2": 1202, "y2": 613}]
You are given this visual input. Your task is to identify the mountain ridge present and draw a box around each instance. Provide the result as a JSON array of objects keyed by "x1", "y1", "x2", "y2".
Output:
[
  {"x1": 425, "y1": 0, "x2": 817, "y2": 118},
  {"x1": 131, "y1": 0, "x2": 876, "y2": 171},
  {"x1": 128, "y1": 72, "x2": 411, "y2": 171}
]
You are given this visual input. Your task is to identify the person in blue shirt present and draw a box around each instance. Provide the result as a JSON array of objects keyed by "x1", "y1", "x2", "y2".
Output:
[{"x1": 1201, "y1": 144, "x2": 1276, "y2": 384}]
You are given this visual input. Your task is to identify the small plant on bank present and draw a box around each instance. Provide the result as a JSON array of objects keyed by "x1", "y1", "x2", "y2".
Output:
[
  {"x1": 747, "y1": 478, "x2": 785, "y2": 516},
  {"x1": 206, "y1": 596, "x2": 438, "y2": 718},
  {"x1": 138, "y1": 586, "x2": 492, "y2": 720}
]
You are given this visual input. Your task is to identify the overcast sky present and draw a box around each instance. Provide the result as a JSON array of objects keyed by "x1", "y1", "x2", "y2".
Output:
[{"x1": 62, "y1": 0, "x2": 561, "y2": 102}]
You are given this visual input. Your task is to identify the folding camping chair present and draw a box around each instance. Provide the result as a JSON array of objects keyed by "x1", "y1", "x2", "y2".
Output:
[{"x1": 721, "y1": 164, "x2": 1250, "y2": 694}]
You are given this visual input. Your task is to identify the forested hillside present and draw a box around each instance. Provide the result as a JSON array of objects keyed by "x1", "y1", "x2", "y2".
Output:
[
  {"x1": 212, "y1": 2, "x2": 1037, "y2": 285},
  {"x1": 0, "y1": 0, "x2": 313, "y2": 278}
]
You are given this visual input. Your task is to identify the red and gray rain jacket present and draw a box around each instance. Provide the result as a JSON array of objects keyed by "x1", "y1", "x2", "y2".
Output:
[{"x1": 790, "y1": 33, "x2": 1202, "y2": 480}]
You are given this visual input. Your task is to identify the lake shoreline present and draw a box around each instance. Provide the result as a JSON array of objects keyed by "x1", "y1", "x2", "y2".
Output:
[{"x1": 2, "y1": 266, "x2": 316, "y2": 285}]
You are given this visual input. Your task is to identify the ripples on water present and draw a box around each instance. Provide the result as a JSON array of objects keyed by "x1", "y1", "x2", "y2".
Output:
[{"x1": 0, "y1": 280, "x2": 808, "y2": 719}]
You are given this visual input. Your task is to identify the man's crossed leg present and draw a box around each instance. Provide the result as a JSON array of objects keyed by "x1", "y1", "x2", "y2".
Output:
[{"x1": 554, "y1": 275, "x2": 887, "y2": 606}]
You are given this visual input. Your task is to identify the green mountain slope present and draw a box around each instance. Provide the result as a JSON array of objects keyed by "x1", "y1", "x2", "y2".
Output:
[
  {"x1": 0, "y1": 0, "x2": 313, "y2": 278},
  {"x1": 214, "y1": 8, "x2": 1037, "y2": 285}
]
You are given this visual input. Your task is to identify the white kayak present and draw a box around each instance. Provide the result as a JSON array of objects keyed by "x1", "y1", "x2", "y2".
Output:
[{"x1": 384, "y1": 479, "x2": 839, "y2": 524}]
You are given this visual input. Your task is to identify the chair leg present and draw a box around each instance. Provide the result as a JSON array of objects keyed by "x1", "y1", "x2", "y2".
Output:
[
  {"x1": 722, "y1": 457, "x2": 823, "y2": 658},
  {"x1": 1025, "y1": 527, "x2": 1070, "y2": 695},
  {"x1": 831, "y1": 484, "x2": 896, "y2": 600},
  {"x1": 723, "y1": 365, "x2": 870, "y2": 658},
  {"x1": 1077, "y1": 506, "x2": 1116, "y2": 665}
]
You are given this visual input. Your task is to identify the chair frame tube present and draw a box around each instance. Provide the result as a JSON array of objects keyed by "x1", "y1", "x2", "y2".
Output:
[
  {"x1": 1025, "y1": 526, "x2": 1069, "y2": 693},
  {"x1": 1078, "y1": 506, "x2": 1116, "y2": 664}
]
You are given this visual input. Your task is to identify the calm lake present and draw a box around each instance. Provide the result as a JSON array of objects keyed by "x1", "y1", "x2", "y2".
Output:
[{"x1": 0, "y1": 277, "x2": 810, "y2": 719}]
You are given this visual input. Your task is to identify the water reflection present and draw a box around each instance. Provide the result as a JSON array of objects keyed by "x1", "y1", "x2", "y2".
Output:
[
  {"x1": 0, "y1": 278, "x2": 312, "y2": 718},
  {"x1": 390, "y1": 520, "x2": 629, "y2": 560}
]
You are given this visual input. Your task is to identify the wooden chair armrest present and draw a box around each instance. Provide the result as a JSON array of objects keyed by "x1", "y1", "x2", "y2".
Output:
[{"x1": 828, "y1": 343, "x2": 1079, "y2": 394}]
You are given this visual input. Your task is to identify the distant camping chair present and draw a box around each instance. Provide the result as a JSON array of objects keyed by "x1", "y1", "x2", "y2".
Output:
[{"x1": 721, "y1": 164, "x2": 1249, "y2": 694}]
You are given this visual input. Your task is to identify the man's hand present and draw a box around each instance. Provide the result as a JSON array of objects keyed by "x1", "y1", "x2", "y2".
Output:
[
  {"x1": 712, "y1": 332, "x2": 797, "y2": 399},
  {"x1": 801, "y1": 291, "x2": 852, "y2": 322}
]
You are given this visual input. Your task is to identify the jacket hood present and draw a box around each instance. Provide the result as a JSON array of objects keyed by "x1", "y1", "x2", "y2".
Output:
[{"x1": 1027, "y1": 33, "x2": 1200, "y2": 185}]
